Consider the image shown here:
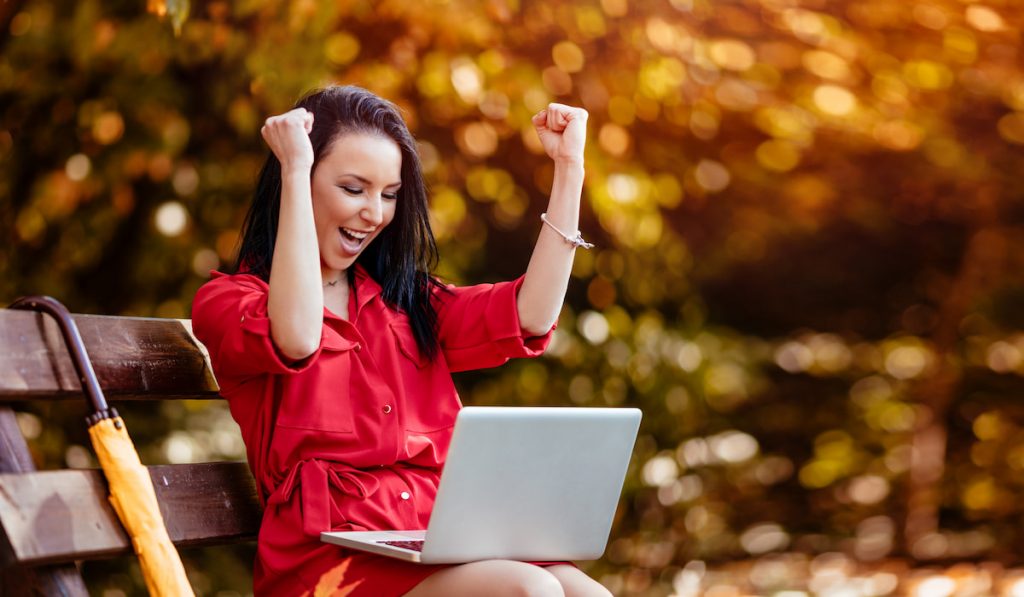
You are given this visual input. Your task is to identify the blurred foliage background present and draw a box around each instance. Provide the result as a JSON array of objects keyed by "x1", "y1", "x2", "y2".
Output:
[{"x1": 3, "y1": 0, "x2": 1024, "y2": 595}]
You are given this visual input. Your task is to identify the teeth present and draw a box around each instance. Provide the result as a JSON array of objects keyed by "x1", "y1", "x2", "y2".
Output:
[{"x1": 341, "y1": 227, "x2": 371, "y2": 240}]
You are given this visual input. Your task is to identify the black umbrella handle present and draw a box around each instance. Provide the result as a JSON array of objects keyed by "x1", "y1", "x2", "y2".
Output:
[{"x1": 8, "y1": 296, "x2": 119, "y2": 426}]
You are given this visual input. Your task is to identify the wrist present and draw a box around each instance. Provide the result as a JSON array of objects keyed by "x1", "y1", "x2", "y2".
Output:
[
  {"x1": 281, "y1": 163, "x2": 313, "y2": 179},
  {"x1": 553, "y1": 157, "x2": 585, "y2": 173}
]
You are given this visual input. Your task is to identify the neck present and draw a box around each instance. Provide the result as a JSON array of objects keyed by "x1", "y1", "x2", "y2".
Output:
[{"x1": 323, "y1": 271, "x2": 346, "y2": 288}]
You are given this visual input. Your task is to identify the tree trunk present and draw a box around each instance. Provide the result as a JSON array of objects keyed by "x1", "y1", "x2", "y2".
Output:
[{"x1": 901, "y1": 191, "x2": 1004, "y2": 555}]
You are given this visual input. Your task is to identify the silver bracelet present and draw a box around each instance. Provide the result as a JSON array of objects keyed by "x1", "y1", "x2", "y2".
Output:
[{"x1": 540, "y1": 213, "x2": 595, "y2": 249}]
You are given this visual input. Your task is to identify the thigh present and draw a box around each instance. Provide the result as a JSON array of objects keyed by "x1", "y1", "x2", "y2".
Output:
[
  {"x1": 402, "y1": 559, "x2": 564, "y2": 597},
  {"x1": 546, "y1": 565, "x2": 612, "y2": 597}
]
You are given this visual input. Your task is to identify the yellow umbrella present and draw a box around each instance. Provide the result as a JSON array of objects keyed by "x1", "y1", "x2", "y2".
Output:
[
  {"x1": 11, "y1": 296, "x2": 194, "y2": 596},
  {"x1": 89, "y1": 416, "x2": 194, "y2": 596}
]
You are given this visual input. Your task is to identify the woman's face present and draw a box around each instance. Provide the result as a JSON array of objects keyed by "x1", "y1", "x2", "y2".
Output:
[{"x1": 310, "y1": 132, "x2": 402, "y2": 275}]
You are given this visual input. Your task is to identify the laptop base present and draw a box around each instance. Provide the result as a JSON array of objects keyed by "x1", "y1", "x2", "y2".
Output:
[{"x1": 321, "y1": 530, "x2": 427, "y2": 563}]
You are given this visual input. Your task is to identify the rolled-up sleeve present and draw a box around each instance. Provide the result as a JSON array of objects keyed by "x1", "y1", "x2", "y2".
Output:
[
  {"x1": 192, "y1": 272, "x2": 325, "y2": 381},
  {"x1": 433, "y1": 275, "x2": 555, "y2": 372}
]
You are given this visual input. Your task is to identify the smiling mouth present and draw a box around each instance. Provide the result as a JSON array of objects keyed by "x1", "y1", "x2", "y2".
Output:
[
  {"x1": 337, "y1": 226, "x2": 375, "y2": 256},
  {"x1": 341, "y1": 227, "x2": 372, "y2": 241}
]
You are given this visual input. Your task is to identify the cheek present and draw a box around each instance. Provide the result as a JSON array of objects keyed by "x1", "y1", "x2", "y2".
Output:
[
  {"x1": 383, "y1": 203, "x2": 399, "y2": 227},
  {"x1": 310, "y1": 184, "x2": 331, "y2": 222},
  {"x1": 310, "y1": 197, "x2": 344, "y2": 246},
  {"x1": 311, "y1": 203, "x2": 333, "y2": 241}
]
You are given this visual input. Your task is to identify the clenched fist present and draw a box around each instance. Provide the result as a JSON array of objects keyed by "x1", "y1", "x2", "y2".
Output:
[
  {"x1": 531, "y1": 103, "x2": 588, "y2": 166},
  {"x1": 261, "y1": 108, "x2": 315, "y2": 172}
]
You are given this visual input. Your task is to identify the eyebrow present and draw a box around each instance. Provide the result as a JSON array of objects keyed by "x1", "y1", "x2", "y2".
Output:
[{"x1": 341, "y1": 174, "x2": 402, "y2": 188}]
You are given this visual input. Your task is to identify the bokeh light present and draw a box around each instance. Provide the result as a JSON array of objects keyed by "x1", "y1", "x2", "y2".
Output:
[
  {"x1": 155, "y1": 201, "x2": 189, "y2": 237},
  {"x1": 8, "y1": 0, "x2": 1024, "y2": 593}
]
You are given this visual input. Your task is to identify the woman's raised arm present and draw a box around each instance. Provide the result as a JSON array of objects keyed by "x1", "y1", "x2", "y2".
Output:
[
  {"x1": 262, "y1": 108, "x2": 325, "y2": 360},
  {"x1": 516, "y1": 103, "x2": 589, "y2": 336}
]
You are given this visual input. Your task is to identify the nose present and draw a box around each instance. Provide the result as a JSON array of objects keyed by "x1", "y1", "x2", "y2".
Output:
[{"x1": 361, "y1": 194, "x2": 383, "y2": 227}]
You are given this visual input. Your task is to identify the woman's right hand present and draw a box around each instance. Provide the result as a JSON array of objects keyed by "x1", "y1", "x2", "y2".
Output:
[{"x1": 260, "y1": 108, "x2": 315, "y2": 172}]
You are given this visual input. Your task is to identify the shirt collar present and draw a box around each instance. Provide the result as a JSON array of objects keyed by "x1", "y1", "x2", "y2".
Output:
[
  {"x1": 349, "y1": 263, "x2": 382, "y2": 319},
  {"x1": 212, "y1": 266, "x2": 382, "y2": 321}
]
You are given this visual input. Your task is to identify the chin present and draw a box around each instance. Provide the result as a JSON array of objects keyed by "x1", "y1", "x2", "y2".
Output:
[{"x1": 323, "y1": 254, "x2": 358, "y2": 273}]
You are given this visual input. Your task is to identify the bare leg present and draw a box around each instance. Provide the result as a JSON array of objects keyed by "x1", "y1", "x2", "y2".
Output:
[
  {"x1": 403, "y1": 560, "x2": 565, "y2": 597},
  {"x1": 546, "y1": 565, "x2": 611, "y2": 597}
]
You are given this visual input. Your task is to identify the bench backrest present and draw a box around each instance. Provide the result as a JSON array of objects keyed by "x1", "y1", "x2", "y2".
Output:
[{"x1": 0, "y1": 308, "x2": 259, "y2": 596}]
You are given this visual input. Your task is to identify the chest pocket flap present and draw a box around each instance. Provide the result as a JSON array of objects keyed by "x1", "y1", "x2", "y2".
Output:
[
  {"x1": 389, "y1": 321, "x2": 428, "y2": 368},
  {"x1": 322, "y1": 326, "x2": 357, "y2": 352}
]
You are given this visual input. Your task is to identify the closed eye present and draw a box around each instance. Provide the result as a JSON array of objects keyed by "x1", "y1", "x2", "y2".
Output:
[{"x1": 339, "y1": 185, "x2": 399, "y2": 200}]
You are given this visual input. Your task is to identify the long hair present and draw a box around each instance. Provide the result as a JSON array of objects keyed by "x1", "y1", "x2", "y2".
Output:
[{"x1": 235, "y1": 85, "x2": 442, "y2": 360}]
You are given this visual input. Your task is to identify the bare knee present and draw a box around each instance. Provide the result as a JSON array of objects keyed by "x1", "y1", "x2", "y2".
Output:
[
  {"x1": 508, "y1": 568, "x2": 564, "y2": 597},
  {"x1": 572, "y1": 582, "x2": 612, "y2": 597},
  {"x1": 404, "y1": 560, "x2": 565, "y2": 597},
  {"x1": 547, "y1": 565, "x2": 611, "y2": 597},
  {"x1": 478, "y1": 561, "x2": 564, "y2": 597}
]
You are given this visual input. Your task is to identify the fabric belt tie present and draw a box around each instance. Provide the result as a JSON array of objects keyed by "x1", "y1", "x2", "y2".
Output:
[{"x1": 266, "y1": 458, "x2": 382, "y2": 537}]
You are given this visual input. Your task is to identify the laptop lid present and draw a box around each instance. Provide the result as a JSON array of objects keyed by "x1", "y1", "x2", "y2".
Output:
[{"x1": 419, "y1": 406, "x2": 641, "y2": 563}]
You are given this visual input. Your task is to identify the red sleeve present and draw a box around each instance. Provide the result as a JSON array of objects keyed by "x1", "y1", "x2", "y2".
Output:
[
  {"x1": 432, "y1": 275, "x2": 555, "y2": 373},
  {"x1": 191, "y1": 272, "x2": 326, "y2": 381}
]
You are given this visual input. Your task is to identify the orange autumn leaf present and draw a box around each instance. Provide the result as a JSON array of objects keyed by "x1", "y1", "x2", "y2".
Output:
[
  {"x1": 144, "y1": 0, "x2": 189, "y2": 35},
  {"x1": 303, "y1": 558, "x2": 363, "y2": 597},
  {"x1": 144, "y1": 0, "x2": 166, "y2": 17}
]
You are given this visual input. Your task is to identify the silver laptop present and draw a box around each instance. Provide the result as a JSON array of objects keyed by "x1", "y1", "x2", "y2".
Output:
[{"x1": 320, "y1": 406, "x2": 641, "y2": 564}]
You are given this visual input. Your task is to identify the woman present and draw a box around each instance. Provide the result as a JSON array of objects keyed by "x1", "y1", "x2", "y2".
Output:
[{"x1": 192, "y1": 85, "x2": 607, "y2": 596}]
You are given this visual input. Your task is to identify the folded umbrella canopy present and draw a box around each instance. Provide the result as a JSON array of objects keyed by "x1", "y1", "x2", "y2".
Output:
[{"x1": 10, "y1": 296, "x2": 194, "y2": 597}]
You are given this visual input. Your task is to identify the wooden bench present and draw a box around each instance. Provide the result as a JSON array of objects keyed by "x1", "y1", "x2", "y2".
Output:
[{"x1": 0, "y1": 307, "x2": 261, "y2": 595}]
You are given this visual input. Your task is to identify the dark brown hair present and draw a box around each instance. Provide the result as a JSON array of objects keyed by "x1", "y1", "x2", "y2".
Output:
[{"x1": 235, "y1": 85, "x2": 442, "y2": 359}]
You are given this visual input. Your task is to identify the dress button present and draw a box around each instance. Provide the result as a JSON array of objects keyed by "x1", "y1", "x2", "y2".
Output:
[
  {"x1": 382, "y1": 405, "x2": 392, "y2": 414},
  {"x1": 400, "y1": 491, "x2": 410, "y2": 500},
  {"x1": 354, "y1": 343, "x2": 362, "y2": 352}
]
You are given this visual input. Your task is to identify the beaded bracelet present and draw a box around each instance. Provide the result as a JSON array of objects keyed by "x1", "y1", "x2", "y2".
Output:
[{"x1": 540, "y1": 213, "x2": 595, "y2": 249}]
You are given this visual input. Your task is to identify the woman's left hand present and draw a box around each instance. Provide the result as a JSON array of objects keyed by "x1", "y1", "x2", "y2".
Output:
[{"x1": 531, "y1": 103, "x2": 588, "y2": 166}]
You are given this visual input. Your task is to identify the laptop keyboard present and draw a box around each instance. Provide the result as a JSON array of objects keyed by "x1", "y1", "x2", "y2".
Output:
[{"x1": 379, "y1": 540, "x2": 425, "y2": 552}]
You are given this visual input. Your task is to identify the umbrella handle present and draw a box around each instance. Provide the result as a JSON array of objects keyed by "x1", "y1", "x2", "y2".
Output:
[{"x1": 8, "y1": 295, "x2": 119, "y2": 426}]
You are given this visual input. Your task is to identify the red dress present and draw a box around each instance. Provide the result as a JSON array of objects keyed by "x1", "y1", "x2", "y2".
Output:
[{"x1": 192, "y1": 265, "x2": 555, "y2": 596}]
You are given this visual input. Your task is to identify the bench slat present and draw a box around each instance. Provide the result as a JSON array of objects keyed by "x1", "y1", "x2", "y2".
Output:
[
  {"x1": 0, "y1": 310, "x2": 219, "y2": 400},
  {"x1": 0, "y1": 405, "x2": 88, "y2": 594},
  {"x1": 1, "y1": 565, "x2": 89, "y2": 596},
  {"x1": 0, "y1": 462, "x2": 261, "y2": 567}
]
